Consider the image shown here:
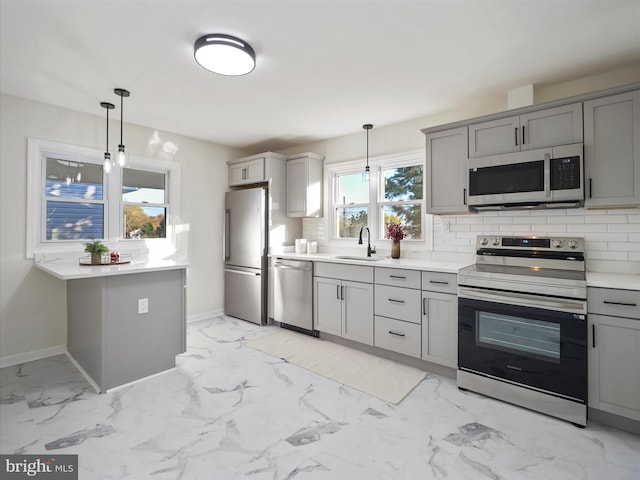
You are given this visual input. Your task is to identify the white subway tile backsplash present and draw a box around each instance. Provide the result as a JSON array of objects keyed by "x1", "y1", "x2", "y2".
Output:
[
  {"x1": 585, "y1": 251, "x2": 630, "y2": 261},
  {"x1": 608, "y1": 242, "x2": 640, "y2": 252},
  {"x1": 484, "y1": 216, "x2": 512, "y2": 224},
  {"x1": 608, "y1": 223, "x2": 640, "y2": 233},
  {"x1": 548, "y1": 215, "x2": 584, "y2": 224},
  {"x1": 500, "y1": 224, "x2": 531, "y2": 232},
  {"x1": 583, "y1": 232, "x2": 628, "y2": 242},
  {"x1": 567, "y1": 224, "x2": 608, "y2": 233},
  {"x1": 585, "y1": 214, "x2": 628, "y2": 224}
]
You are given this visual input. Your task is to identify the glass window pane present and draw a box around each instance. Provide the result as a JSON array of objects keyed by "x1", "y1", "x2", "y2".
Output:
[
  {"x1": 122, "y1": 169, "x2": 166, "y2": 204},
  {"x1": 337, "y1": 173, "x2": 368, "y2": 204},
  {"x1": 382, "y1": 204, "x2": 422, "y2": 240},
  {"x1": 46, "y1": 201, "x2": 103, "y2": 240},
  {"x1": 383, "y1": 165, "x2": 423, "y2": 201},
  {"x1": 46, "y1": 157, "x2": 103, "y2": 200},
  {"x1": 336, "y1": 207, "x2": 368, "y2": 238},
  {"x1": 477, "y1": 311, "x2": 560, "y2": 361},
  {"x1": 124, "y1": 205, "x2": 166, "y2": 239}
]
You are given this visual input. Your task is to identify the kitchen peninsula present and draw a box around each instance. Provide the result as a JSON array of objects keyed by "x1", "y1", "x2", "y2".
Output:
[{"x1": 35, "y1": 257, "x2": 188, "y2": 393}]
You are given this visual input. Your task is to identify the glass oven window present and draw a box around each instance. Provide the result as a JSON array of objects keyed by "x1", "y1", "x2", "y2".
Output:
[{"x1": 476, "y1": 311, "x2": 560, "y2": 362}]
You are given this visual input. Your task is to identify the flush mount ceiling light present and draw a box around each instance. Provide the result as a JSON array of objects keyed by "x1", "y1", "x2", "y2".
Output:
[
  {"x1": 362, "y1": 124, "x2": 373, "y2": 182},
  {"x1": 100, "y1": 101, "x2": 115, "y2": 174},
  {"x1": 114, "y1": 88, "x2": 130, "y2": 167},
  {"x1": 194, "y1": 34, "x2": 256, "y2": 76}
]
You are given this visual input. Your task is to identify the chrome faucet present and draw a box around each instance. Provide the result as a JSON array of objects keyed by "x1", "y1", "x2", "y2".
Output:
[{"x1": 358, "y1": 226, "x2": 376, "y2": 257}]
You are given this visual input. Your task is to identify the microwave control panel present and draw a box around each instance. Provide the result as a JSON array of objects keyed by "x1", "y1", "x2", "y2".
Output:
[{"x1": 550, "y1": 156, "x2": 581, "y2": 190}]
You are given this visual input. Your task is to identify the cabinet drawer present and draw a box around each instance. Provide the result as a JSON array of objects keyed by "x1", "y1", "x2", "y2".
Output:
[
  {"x1": 421, "y1": 271, "x2": 457, "y2": 294},
  {"x1": 314, "y1": 262, "x2": 373, "y2": 283},
  {"x1": 375, "y1": 285, "x2": 421, "y2": 324},
  {"x1": 375, "y1": 267, "x2": 421, "y2": 289},
  {"x1": 374, "y1": 316, "x2": 421, "y2": 359},
  {"x1": 588, "y1": 287, "x2": 640, "y2": 320}
]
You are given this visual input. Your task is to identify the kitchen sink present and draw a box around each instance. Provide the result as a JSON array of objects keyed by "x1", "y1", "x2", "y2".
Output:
[{"x1": 334, "y1": 255, "x2": 384, "y2": 262}]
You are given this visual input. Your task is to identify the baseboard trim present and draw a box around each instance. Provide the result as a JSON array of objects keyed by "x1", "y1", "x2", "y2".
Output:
[
  {"x1": 187, "y1": 309, "x2": 224, "y2": 323},
  {"x1": 0, "y1": 344, "x2": 66, "y2": 369}
]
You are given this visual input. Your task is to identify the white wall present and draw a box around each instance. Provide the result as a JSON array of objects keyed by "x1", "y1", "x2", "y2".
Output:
[{"x1": 0, "y1": 94, "x2": 240, "y2": 361}]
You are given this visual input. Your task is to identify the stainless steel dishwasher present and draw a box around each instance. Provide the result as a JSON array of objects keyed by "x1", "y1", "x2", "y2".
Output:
[{"x1": 273, "y1": 258, "x2": 315, "y2": 335}]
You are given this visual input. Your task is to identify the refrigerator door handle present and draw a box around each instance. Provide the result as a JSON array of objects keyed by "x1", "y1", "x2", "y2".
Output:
[
  {"x1": 224, "y1": 209, "x2": 230, "y2": 261},
  {"x1": 224, "y1": 269, "x2": 260, "y2": 276}
]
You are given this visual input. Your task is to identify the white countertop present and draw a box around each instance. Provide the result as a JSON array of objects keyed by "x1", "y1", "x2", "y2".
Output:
[
  {"x1": 34, "y1": 257, "x2": 189, "y2": 280},
  {"x1": 271, "y1": 252, "x2": 471, "y2": 274},
  {"x1": 586, "y1": 272, "x2": 640, "y2": 291}
]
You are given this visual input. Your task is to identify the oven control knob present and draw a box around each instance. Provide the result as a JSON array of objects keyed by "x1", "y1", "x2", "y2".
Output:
[
  {"x1": 552, "y1": 239, "x2": 564, "y2": 248},
  {"x1": 480, "y1": 237, "x2": 488, "y2": 246},
  {"x1": 568, "y1": 240, "x2": 579, "y2": 249},
  {"x1": 491, "y1": 238, "x2": 500, "y2": 246}
]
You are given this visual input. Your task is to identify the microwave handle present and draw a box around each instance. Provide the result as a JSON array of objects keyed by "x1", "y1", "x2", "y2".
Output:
[{"x1": 544, "y1": 153, "x2": 551, "y2": 198}]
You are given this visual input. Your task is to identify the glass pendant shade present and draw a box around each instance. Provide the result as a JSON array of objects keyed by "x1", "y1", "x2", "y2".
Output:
[
  {"x1": 100, "y1": 101, "x2": 115, "y2": 174},
  {"x1": 194, "y1": 34, "x2": 256, "y2": 76},
  {"x1": 114, "y1": 88, "x2": 130, "y2": 167},
  {"x1": 362, "y1": 124, "x2": 373, "y2": 182}
]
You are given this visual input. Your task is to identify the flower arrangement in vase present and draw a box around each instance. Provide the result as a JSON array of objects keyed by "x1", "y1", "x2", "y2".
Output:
[
  {"x1": 386, "y1": 222, "x2": 405, "y2": 259},
  {"x1": 84, "y1": 240, "x2": 109, "y2": 265}
]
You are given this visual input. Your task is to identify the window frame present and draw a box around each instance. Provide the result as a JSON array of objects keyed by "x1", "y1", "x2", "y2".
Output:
[
  {"x1": 325, "y1": 149, "x2": 431, "y2": 249},
  {"x1": 27, "y1": 138, "x2": 180, "y2": 258}
]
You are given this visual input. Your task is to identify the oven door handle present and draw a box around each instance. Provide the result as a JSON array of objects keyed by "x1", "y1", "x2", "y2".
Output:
[{"x1": 458, "y1": 287, "x2": 586, "y2": 315}]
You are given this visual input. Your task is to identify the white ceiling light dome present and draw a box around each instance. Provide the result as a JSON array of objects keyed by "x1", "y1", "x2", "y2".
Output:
[{"x1": 194, "y1": 34, "x2": 256, "y2": 76}]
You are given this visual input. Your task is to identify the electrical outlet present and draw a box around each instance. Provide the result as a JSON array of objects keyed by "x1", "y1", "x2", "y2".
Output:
[{"x1": 138, "y1": 298, "x2": 149, "y2": 315}]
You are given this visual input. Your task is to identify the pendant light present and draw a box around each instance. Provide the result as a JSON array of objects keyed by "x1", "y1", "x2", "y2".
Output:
[
  {"x1": 194, "y1": 34, "x2": 256, "y2": 76},
  {"x1": 114, "y1": 88, "x2": 130, "y2": 167},
  {"x1": 100, "y1": 101, "x2": 115, "y2": 174},
  {"x1": 362, "y1": 123, "x2": 373, "y2": 182}
]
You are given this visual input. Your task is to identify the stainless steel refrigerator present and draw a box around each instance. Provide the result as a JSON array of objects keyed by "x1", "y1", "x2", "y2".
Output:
[{"x1": 224, "y1": 187, "x2": 268, "y2": 324}]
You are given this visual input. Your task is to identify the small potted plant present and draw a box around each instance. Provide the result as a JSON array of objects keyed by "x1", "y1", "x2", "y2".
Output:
[
  {"x1": 84, "y1": 240, "x2": 109, "y2": 265},
  {"x1": 386, "y1": 222, "x2": 405, "y2": 259}
]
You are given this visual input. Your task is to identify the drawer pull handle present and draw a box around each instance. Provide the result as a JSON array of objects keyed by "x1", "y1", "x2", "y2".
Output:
[
  {"x1": 390, "y1": 275, "x2": 406, "y2": 279},
  {"x1": 429, "y1": 280, "x2": 449, "y2": 285},
  {"x1": 388, "y1": 298, "x2": 405, "y2": 304},
  {"x1": 422, "y1": 297, "x2": 426, "y2": 316},
  {"x1": 603, "y1": 300, "x2": 637, "y2": 307},
  {"x1": 388, "y1": 330, "x2": 405, "y2": 337}
]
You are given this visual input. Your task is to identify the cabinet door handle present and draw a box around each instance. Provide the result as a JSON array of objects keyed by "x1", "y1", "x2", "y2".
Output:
[
  {"x1": 463, "y1": 188, "x2": 467, "y2": 205},
  {"x1": 592, "y1": 324, "x2": 596, "y2": 348},
  {"x1": 589, "y1": 178, "x2": 592, "y2": 198},
  {"x1": 603, "y1": 300, "x2": 638, "y2": 307},
  {"x1": 390, "y1": 275, "x2": 406, "y2": 280},
  {"x1": 388, "y1": 330, "x2": 405, "y2": 337},
  {"x1": 430, "y1": 280, "x2": 449, "y2": 285},
  {"x1": 242, "y1": 168, "x2": 247, "y2": 180},
  {"x1": 514, "y1": 127, "x2": 518, "y2": 146},
  {"x1": 388, "y1": 298, "x2": 405, "y2": 304},
  {"x1": 341, "y1": 286, "x2": 345, "y2": 301},
  {"x1": 336, "y1": 285, "x2": 341, "y2": 300},
  {"x1": 422, "y1": 297, "x2": 427, "y2": 316},
  {"x1": 522, "y1": 125, "x2": 525, "y2": 145}
]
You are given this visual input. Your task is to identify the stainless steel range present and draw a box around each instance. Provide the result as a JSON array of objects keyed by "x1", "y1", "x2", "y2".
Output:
[{"x1": 457, "y1": 235, "x2": 587, "y2": 426}]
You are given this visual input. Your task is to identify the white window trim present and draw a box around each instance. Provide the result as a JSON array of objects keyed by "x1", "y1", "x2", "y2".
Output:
[
  {"x1": 26, "y1": 137, "x2": 181, "y2": 259},
  {"x1": 324, "y1": 149, "x2": 432, "y2": 250}
]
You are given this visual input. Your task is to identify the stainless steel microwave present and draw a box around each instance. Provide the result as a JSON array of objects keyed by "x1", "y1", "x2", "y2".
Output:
[{"x1": 467, "y1": 143, "x2": 584, "y2": 210}]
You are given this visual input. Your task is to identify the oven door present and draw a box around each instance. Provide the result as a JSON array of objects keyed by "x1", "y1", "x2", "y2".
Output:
[{"x1": 458, "y1": 287, "x2": 587, "y2": 403}]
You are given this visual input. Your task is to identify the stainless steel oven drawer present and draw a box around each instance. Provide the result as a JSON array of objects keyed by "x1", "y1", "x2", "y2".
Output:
[
  {"x1": 588, "y1": 287, "x2": 640, "y2": 319},
  {"x1": 374, "y1": 316, "x2": 421, "y2": 358}
]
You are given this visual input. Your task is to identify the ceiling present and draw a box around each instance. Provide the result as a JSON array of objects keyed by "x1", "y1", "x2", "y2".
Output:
[{"x1": 1, "y1": 1, "x2": 639, "y2": 152}]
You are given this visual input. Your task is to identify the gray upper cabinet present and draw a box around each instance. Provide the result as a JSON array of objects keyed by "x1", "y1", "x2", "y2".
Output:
[
  {"x1": 584, "y1": 90, "x2": 640, "y2": 208},
  {"x1": 468, "y1": 103, "x2": 583, "y2": 158},
  {"x1": 229, "y1": 157, "x2": 265, "y2": 186},
  {"x1": 425, "y1": 127, "x2": 469, "y2": 214},
  {"x1": 286, "y1": 152, "x2": 324, "y2": 217}
]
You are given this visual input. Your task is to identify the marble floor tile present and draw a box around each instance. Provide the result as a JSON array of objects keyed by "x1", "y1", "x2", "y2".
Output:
[{"x1": 1, "y1": 315, "x2": 639, "y2": 480}]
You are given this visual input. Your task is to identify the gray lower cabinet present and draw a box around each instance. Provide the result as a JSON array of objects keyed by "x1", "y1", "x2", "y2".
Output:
[
  {"x1": 66, "y1": 269, "x2": 186, "y2": 392},
  {"x1": 588, "y1": 287, "x2": 640, "y2": 421},
  {"x1": 584, "y1": 90, "x2": 640, "y2": 208},
  {"x1": 421, "y1": 271, "x2": 458, "y2": 368},
  {"x1": 425, "y1": 127, "x2": 469, "y2": 214},
  {"x1": 314, "y1": 263, "x2": 374, "y2": 345}
]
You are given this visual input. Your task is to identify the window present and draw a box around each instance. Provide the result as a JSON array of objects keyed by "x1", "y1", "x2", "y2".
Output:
[
  {"x1": 122, "y1": 168, "x2": 167, "y2": 239},
  {"x1": 380, "y1": 164, "x2": 423, "y2": 240},
  {"x1": 328, "y1": 151, "x2": 427, "y2": 246},
  {"x1": 27, "y1": 138, "x2": 180, "y2": 258}
]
